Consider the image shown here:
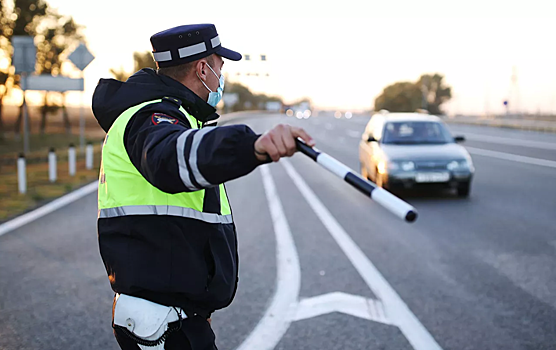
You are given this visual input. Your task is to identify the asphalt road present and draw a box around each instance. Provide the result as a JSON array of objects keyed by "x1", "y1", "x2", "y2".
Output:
[{"x1": 1, "y1": 112, "x2": 555, "y2": 350}]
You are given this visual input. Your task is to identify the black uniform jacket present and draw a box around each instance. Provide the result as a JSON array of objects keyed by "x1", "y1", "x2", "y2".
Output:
[{"x1": 92, "y1": 68, "x2": 263, "y2": 316}]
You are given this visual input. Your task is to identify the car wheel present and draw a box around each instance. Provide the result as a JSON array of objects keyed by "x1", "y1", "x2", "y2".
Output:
[
  {"x1": 457, "y1": 181, "x2": 471, "y2": 197},
  {"x1": 360, "y1": 163, "x2": 369, "y2": 180}
]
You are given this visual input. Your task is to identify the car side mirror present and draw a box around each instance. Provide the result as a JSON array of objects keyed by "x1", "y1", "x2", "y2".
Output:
[
  {"x1": 367, "y1": 135, "x2": 377, "y2": 143},
  {"x1": 454, "y1": 136, "x2": 465, "y2": 143}
]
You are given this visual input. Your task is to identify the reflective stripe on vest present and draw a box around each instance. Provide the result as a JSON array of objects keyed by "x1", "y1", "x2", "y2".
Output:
[
  {"x1": 98, "y1": 99, "x2": 232, "y2": 224},
  {"x1": 98, "y1": 205, "x2": 233, "y2": 224}
]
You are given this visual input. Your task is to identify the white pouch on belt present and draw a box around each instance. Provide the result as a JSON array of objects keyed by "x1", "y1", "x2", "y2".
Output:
[{"x1": 113, "y1": 294, "x2": 187, "y2": 350}]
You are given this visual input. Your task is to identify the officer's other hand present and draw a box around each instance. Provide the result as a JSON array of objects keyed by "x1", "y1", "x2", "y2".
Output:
[{"x1": 254, "y1": 124, "x2": 315, "y2": 162}]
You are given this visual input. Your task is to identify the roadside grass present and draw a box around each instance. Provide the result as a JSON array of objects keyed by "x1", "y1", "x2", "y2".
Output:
[{"x1": 0, "y1": 141, "x2": 102, "y2": 222}]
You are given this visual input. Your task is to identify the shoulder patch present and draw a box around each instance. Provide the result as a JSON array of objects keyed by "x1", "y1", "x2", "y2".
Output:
[
  {"x1": 151, "y1": 113, "x2": 178, "y2": 125},
  {"x1": 162, "y1": 96, "x2": 182, "y2": 107}
]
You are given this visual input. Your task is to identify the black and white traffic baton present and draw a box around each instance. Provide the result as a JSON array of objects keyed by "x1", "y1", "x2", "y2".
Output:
[{"x1": 296, "y1": 139, "x2": 418, "y2": 223}]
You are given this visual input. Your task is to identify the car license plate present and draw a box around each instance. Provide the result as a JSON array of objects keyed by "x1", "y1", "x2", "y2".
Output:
[{"x1": 415, "y1": 172, "x2": 450, "y2": 183}]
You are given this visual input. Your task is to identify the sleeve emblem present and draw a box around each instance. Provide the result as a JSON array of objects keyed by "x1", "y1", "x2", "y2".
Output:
[{"x1": 151, "y1": 113, "x2": 179, "y2": 125}]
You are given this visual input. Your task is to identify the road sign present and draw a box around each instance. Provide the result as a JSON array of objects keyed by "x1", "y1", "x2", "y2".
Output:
[
  {"x1": 67, "y1": 43, "x2": 95, "y2": 71},
  {"x1": 12, "y1": 36, "x2": 36, "y2": 74},
  {"x1": 223, "y1": 93, "x2": 239, "y2": 107},
  {"x1": 20, "y1": 75, "x2": 84, "y2": 92}
]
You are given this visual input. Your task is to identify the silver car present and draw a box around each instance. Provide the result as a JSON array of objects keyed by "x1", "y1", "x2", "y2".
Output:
[{"x1": 359, "y1": 112, "x2": 475, "y2": 197}]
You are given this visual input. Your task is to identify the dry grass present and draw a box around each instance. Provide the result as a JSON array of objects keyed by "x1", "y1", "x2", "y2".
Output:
[
  {"x1": 0, "y1": 141, "x2": 102, "y2": 222},
  {"x1": 0, "y1": 104, "x2": 107, "y2": 221}
]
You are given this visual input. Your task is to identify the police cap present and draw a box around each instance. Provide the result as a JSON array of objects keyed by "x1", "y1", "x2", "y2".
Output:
[{"x1": 150, "y1": 24, "x2": 242, "y2": 68}]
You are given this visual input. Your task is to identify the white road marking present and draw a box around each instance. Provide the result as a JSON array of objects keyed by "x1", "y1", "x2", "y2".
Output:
[
  {"x1": 0, "y1": 181, "x2": 98, "y2": 238},
  {"x1": 235, "y1": 166, "x2": 301, "y2": 350},
  {"x1": 346, "y1": 130, "x2": 361, "y2": 138},
  {"x1": 281, "y1": 159, "x2": 444, "y2": 350},
  {"x1": 325, "y1": 123, "x2": 334, "y2": 130},
  {"x1": 294, "y1": 292, "x2": 392, "y2": 325},
  {"x1": 462, "y1": 132, "x2": 556, "y2": 150},
  {"x1": 466, "y1": 146, "x2": 556, "y2": 169}
]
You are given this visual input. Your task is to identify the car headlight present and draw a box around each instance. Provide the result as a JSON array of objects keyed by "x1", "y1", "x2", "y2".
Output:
[
  {"x1": 387, "y1": 161, "x2": 414, "y2": 172},
  {"x1": 447, "y1": 160, "x2": 469, "y2": 170},
  {"x1": 378, "y1": 161, "x2": 389, "y2": 174},
  {"x1": 400, "y1": 161, "x2": 415, "y2": 171}
]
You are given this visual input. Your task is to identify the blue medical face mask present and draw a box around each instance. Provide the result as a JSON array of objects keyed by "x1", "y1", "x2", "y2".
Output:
[{"x1": 198, "y1": 63, "x2": 225, "y2": 107}]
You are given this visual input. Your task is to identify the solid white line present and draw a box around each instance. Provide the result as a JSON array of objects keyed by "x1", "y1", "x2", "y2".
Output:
[
  {"x1": 463, "y1": 132, "x2": 556, "y2": 150},
  {"x1": 465, "y1": 146, "x2": 556, "y2": 169},
  {"x1": 235, "y1": 165, "x2": 301, "y2": 350},
  {"x1": 281, "y1": 159, "x2": 443, "y2": 350},
  {"x1": 0, "y1": 181, "x2": 98, "y2": 238},
  {"x1": 346, "y1": 130, "x2": 361, "y2": 138},
  {"x1": 462, "y1": 132, "x2": 556, "y2": 150}
]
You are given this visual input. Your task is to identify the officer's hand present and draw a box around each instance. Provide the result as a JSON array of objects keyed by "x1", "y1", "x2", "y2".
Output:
[{"x1": 254, "y1": 124, "x2": 316, "y2": 162}]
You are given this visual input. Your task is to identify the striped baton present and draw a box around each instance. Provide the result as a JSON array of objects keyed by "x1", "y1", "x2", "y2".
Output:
[{"x1": 296, "y1": 139, "x2": 418, "y2": 223}]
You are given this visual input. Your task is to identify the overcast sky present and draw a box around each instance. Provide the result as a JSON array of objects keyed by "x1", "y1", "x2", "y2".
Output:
[{"x1": 13, "y1": 0, "x2": 556, "y2": 114}]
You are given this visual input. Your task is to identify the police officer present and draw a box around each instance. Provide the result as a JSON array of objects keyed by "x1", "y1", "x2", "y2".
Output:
[{"x1": 92, "y1": 24, "x2": 314, "y2": 350}]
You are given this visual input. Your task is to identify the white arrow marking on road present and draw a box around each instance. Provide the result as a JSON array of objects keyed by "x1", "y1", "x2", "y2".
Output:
[
  {"x1": 294, "y1": 292, "x2": 392, "y2": 325},
  {"x1": 281, "y1": 158, "x2": 444, "y2": 350}
]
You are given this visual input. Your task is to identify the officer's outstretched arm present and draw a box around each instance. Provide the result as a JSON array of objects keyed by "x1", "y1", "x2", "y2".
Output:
[{"x1": 125, "y1": 104, "x2": 262, "y2": 194}]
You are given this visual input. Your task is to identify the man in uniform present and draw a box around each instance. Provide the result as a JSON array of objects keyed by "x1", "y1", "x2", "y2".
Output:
[{"x1": 92, "y1": 24, "x2": 315, "y2": 350}]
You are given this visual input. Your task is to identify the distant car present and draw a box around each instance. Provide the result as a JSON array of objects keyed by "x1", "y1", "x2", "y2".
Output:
[{"x1": 359, "y1": 112, "x2": 474, "y2": 197}]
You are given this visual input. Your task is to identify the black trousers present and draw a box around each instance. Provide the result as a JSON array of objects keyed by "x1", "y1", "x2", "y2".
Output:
[{"x1": 113, "y1": 298, "x2": 218, "y2": 350}]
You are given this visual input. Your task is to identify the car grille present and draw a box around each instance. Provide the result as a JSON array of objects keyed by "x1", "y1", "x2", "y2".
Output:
[{"x1": 414, "y1": 161, "x2": 449, "y2": 171}]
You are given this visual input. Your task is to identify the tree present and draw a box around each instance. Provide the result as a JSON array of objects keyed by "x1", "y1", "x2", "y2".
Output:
[
  {"x1": 133, "y1": 51, "x2": 156, "y2": 72},
  {"x1": 418, "y1": 73, "x2": 452, "y2": 115},
  {"x1": 0, "y1": 0, "x2": 48, "y2": 137},
  {"x1": 374, "y1": 82, "x2": 422, "y2": 113},
  {"x1": 109, "y1": 51, "x2": 156, "y2": 82},
  {"x1": 109, "y1": 66, "x2": 129, "y2": 82},
  {"x1": 0, "y1": 0, "x2": 83, "y2": 135},
  {"x1": 374, "y1": 73, "x2": 452, "y2": 114},
  {"x1": 34, "y1": 12, "x2": 82, "y2": 133},
  {"x1": 225, "y1": 80, "x2": 283, "y2": 112}
]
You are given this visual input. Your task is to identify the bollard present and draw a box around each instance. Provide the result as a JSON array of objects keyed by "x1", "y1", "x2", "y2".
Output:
[
  {"x1": 17, "y1": 154, "x2": 27, "y2": 194},
  {"x1": 68, "y1": 144, "x2": 76, "y2": 176},
  {"x1": 48, "y1": 148, "x2": 57, "y2": 183},
  {"x1": 86, "y1": 142, "x2": 94, "y2": 170}
]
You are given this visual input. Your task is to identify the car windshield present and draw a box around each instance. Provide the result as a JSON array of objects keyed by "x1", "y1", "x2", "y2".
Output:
[{"x1": 382, "y1": 121, "x2": 454, "y2": 145}]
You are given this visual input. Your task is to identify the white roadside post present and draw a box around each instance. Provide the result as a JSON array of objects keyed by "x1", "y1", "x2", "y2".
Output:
[
  {"x1": 86, "y1": 142, "x2": 94, "y2": 170},
  {"x1": 67, "y1": 43, "x2": 95, "y2": 153},
  {"x1": 17, "y1": 154, "x2": 27, "y2": 194},
  {"x1": 48, "y1": 148, "x2": 57, "y2": 183},
  {"x1": 68, "y1": 144, "x2": 76, "y2": 176}
]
